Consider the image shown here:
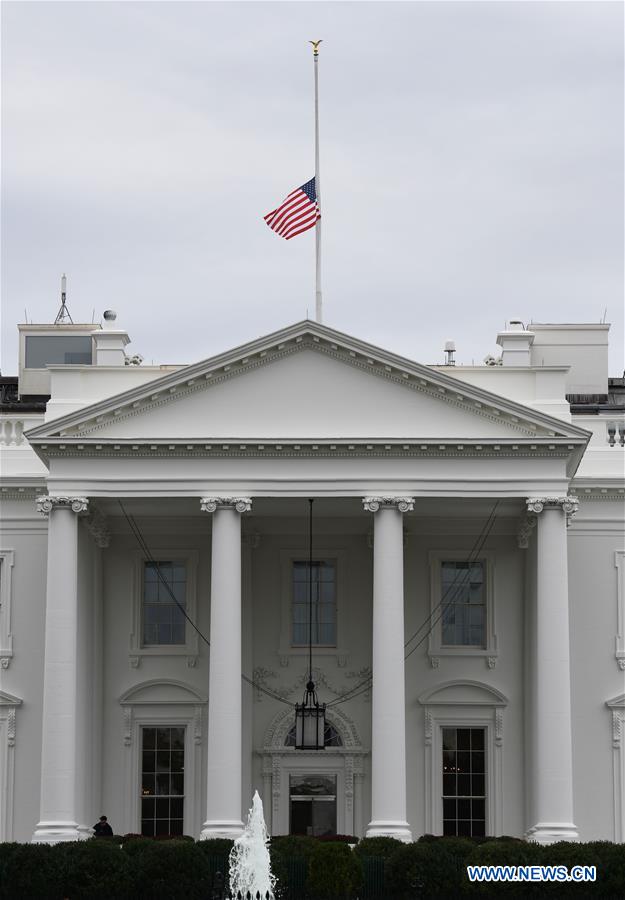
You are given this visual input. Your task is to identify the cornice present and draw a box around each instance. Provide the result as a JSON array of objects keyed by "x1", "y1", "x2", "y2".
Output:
[
  {"x1": 571, "y1": 480, "x2": 625, "y2": 501},
  {"x1": 30, "y1": 438, "x2": 578, "y2": 461},
  {"x1": 24, "y1": 323, "x2": 591, "y2": 449}
]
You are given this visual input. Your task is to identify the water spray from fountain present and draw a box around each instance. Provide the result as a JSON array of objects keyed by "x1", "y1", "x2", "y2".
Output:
[{"x1": 229, "y1": 791, "x2": 276, "y2": 900}]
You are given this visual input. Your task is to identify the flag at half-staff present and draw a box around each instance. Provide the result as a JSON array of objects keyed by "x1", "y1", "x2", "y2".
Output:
[{"x1": 263, "y1": 177, "x2": 320, "y2": 240}]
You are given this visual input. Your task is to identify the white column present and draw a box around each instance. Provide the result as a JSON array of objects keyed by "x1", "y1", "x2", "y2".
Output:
[
  {"x1": 363, "y1": 496, "x2": 414, "y2": 842},
  {"x1": 32, "y1": 495, "x2": 89, "y2": 843},
  {"x1": 199, "y1": 497, "x2": 251, "y2": 839},
  {"x1": 526, "y1": 496, "x2": 579, "y2": 844}
]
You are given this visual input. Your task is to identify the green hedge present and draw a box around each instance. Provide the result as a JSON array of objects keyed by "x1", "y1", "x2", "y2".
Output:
[{"x1": 1, "y1": 836, "x2": 624, "y2": 899}]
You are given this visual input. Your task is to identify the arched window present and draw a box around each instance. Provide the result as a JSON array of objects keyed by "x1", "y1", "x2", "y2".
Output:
[{"x1": 285, "y1": 722, "x2": 343, "y2": 748}]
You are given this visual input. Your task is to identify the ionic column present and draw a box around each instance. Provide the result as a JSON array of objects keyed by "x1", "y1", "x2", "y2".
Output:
[
  {"x1": 526, "y1": 496, "x2": 579, "y2": 844},
  {"x1": 199, "y1": 497, "x2": 251, "y2": 839},
  {"x1": 363, "y1": 496, "x2": 414, "y2": 842},
  {"x1": 32, "y1": 496, "x2": 89, "y2": 843}
]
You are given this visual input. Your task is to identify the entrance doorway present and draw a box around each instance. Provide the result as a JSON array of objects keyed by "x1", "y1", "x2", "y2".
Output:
[{"x1": 289, "y1": 774, "x2": 337, "y2": 836}]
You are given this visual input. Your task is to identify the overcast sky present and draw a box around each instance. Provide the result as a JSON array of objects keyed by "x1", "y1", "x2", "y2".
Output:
[{"x1": 2, "y1": 1, "x2": 623, "y2": 375}]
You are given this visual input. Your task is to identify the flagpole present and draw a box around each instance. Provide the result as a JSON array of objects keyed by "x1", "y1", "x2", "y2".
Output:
[{"x1": 310, "y1": 40, "x2": 322, "y2": 323}]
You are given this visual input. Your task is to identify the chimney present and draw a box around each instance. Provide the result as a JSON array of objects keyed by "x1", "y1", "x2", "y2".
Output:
[
  {"x1": 91, "y1": 310, "x2": 130, "y2": 366},
  {"x1": 496, "y1": 320, "x2": 535, "y2": 367}
]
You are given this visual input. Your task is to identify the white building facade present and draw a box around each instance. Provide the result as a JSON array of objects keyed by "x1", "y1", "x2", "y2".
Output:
[{"x1": 0, "y1": 315, "x2": 623, "y2": 846}]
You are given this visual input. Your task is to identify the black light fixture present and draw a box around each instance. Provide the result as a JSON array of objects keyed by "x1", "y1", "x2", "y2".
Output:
[{"x1": 294, "y1": 499, "x2": 326, "y2": 750}]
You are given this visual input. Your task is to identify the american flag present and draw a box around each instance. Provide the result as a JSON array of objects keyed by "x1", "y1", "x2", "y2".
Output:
[{"x1": 264, "y1": 177, "x2": 320, "y2": 240}]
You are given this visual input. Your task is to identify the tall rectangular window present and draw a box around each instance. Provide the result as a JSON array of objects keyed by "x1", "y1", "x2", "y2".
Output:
[
  {"x1": 442, "y1": 727, "x2": 486, "y2": 837},
  {"x1": 140, "y1": 727, "x2": 185, "y2": 836},
  {"x1": 142, "y1": 561, "x2": 186, "y2": 646},
  {"x1": 292, "y1": 560, "x2": 336, "y2": 646},
  {"x1": 441, "y1": 561, "x2": 486, "y2": 647}
]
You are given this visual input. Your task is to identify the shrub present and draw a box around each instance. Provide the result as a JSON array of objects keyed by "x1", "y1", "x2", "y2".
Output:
[
  {"x1": 387, "y1": 838, "x2": 474, "y2": 898},
  {"x1": 585, "y1": 841, "x2": 625, "y2": 897},
  {"x1": 270, "y1": 835, "x2": 316, "y2": 899},
  {"x1": 195, "y1": 837, "x2": 234, "y2": 855},
  {"x1": 354, "y1": 836, "x2": 404, "y2": 859},
  {"x1": 464, "y1": 840, "x2": 545, "y2": 897},
  {"x1": 53, "y1": 839, "x2": 133, "y2": 900},
  {"x1": 0, "y1": 842, "x2": 61, "y2": 899},
  {"x1": 195, "y1": 838, "x2": 234, "y2": 895},
  {"x1": 127, "y1": 839, "x2": 212, "y2": 899},
  {"x1": 316, "y1": 833, "x2": 359, "y2": 844},
  {"x1": 307, "y1": 841, "x2": 363, "y2": 900}
]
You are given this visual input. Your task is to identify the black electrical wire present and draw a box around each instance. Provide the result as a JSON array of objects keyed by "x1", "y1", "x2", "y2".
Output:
[
  {"x1": 327, "y1": 501, "x2": 499, "y2": 708},
  {"x1": 118, "y1": 501, "x2": 294, "y2": 707},
  {"x1": 119, "y1": 498, "x2": 499, "y2": 713}
]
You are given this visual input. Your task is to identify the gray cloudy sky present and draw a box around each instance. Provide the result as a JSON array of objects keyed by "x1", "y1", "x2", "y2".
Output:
[{"x1": 2, "y1": 1, "x2": 623, "y2": 375}]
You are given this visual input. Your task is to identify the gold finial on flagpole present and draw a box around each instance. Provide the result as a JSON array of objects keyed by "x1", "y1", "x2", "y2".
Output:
[{"x1": 309, "y1": 40, "x2": 322, "y2": 57}]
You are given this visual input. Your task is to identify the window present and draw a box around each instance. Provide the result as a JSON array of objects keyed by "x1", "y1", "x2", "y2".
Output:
[
  {"x1": 441, "y1": 561, "x2": 486, "y2": 647},
  {"x1": 130, "y1": 550, "x2": 198, "y2": 664},
  {"x1": 25, "y1": 335, "x2": 92, "y2": 368},
  {"x1": 428, "y1": 551, "x2": 497, "y2": 663},
  {"x1": 419, "y1": 682, "x2": 506, "y2": 836},
  {"x1": 442, "y1": 727, "x2": 486, "y2": 837},
  {"x1": 292, "y1": 560, "x2": 336, "y2": 646},
  {"x1": 143, "y1": 561, "x2": 186, "y2": 646},
  {"x1": 140, "y1": 726, "x2": 185, "y2": 836}
]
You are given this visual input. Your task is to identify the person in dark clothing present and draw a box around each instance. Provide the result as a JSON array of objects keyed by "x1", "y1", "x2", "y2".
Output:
[{"x1": 93, "y1": 815, "x2": 113, "y2": 837}]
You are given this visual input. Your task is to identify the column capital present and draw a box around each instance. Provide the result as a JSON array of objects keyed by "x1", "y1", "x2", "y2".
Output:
[
  {"x1": 200, "y1": 497, "x2": 252, "y2": 514},
  {"x1": 526, "y1": 496, "x2": 578, "y2": 520},
  {"x1": 36, "y1": 495, "x2": 89, "y2": 517},
  {"x1": 363, "y1": 496, "x2": 414, "y2": 513}
]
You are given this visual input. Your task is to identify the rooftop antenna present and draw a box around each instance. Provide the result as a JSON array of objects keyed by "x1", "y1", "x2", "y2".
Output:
[{"x1": 54, "y1": 273, "x2": 74, "y2": 324}]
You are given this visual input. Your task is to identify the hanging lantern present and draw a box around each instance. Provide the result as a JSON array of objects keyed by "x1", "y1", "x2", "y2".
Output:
[
  {"x1": 294, "y1": 680, "x2": 326, "y2": 750},
  {"x1": 293, "y1": 499, "x2": 326, "y2": 750}
]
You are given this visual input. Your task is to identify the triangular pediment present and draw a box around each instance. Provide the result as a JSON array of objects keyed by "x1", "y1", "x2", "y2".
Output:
[{"x1": 26, "y1": 321, "x2": 589, "y2": 453}]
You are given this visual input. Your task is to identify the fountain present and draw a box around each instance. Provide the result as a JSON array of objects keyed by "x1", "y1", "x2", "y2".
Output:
[{"x1": 228, "y1": 791, "x2": 277, "y2": 900}]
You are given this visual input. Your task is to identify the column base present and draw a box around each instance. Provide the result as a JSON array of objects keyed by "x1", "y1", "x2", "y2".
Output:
[
  {"x1": 366, "y1": 820, "x2": 413, "y2": 843},
  {"x1": 32, "y1": 821, "x2": 88, "y2": 844},
  {"x1": 199, "y1": 819, "x2": 245, "y2": 840},
  {"x1": 525, "y1": 822, "x2": 579, "y2": 845}
]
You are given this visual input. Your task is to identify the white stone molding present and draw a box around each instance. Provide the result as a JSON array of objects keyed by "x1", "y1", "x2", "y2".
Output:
[
  {"x1": 128, "y1": 549, "x2": 199, "y2": 664},
  {"x1": 277, "y1": 547, "x2": 350, "y2": 667},
  {"x1": 260, "y1": 705, "x2": 367, "y2": 837},
  {"x1": 200, "y1": 497, "x2": 252, "y2": 514},
  {"x1": 517, "y1": 515, "x2": 537, "y2": 549},
  {"x1": 615, "y1": 552, "x2": 625, "y2": 671},
  {"x1": 0, "y1": 691, "x2": 22, "y2": 841},
  {"x1": 36, "y1": 495, "x2": 89, "y2": 516},
  {"x1": 119, "y1": 680, "x2": 206, "y2": 838},
  {"x1": 84, "y1": 506, "x2": 110, "y2": 548},
  {"x1": 252, "y1": 664, "x2": 367, "y2": 705},
  {"x1": 363, "y1": 496, "x2": 415, "y2": 513},
  {"x1": 526, "y1": 496, "x2": 579, "y2": 524},
  {"x1": 418, "y1": 681, "x2": 508, "y2": 837},
  {"x1": 427, "y1": 550, "x2": 498, "y2": 663},
  {"x1": 606, "y1": 695, "x2": 625, "y2": 842},
  {"x1": 0, "y1": 551, "x2": 15, "y2": 668}
]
